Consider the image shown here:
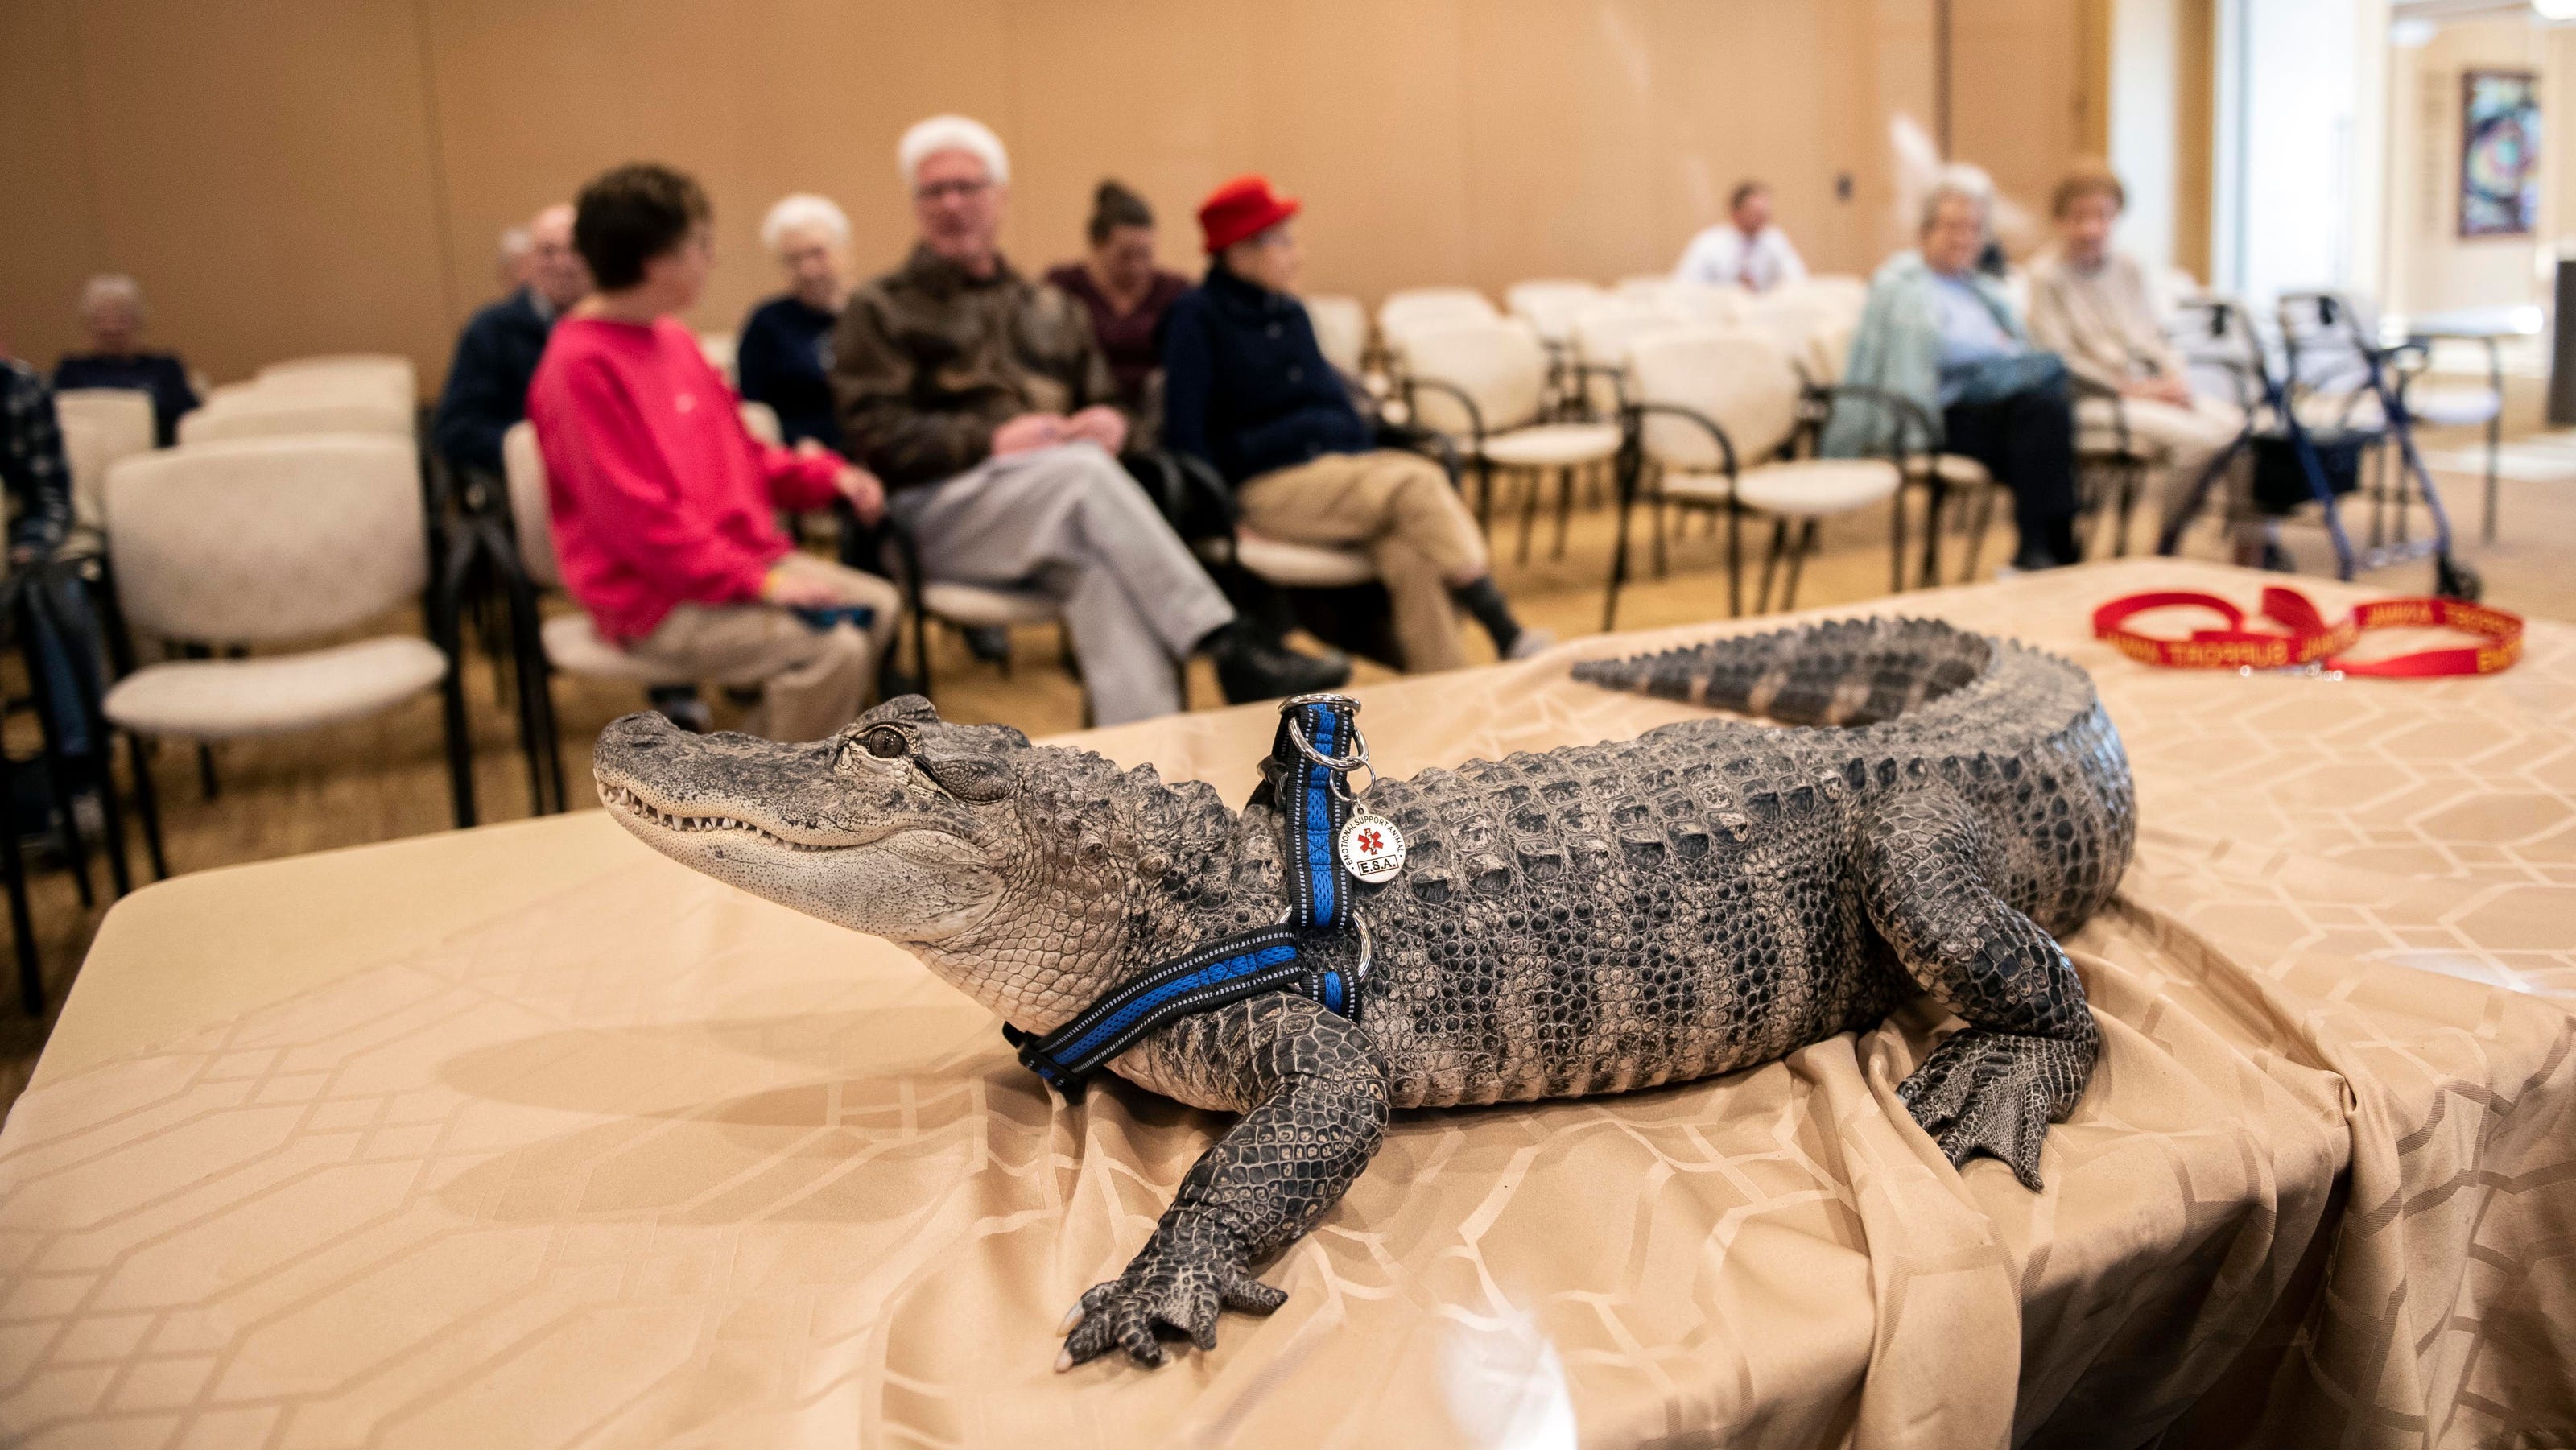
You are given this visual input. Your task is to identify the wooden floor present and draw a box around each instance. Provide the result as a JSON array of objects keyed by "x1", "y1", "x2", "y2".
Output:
[{"x1": 2, "y1": 434, "x2": 2568, "y2": 1118}]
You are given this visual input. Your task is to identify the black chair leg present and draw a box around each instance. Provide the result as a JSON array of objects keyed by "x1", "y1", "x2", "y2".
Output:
[
  {"x1": 1889, "y1": 481, "x2": 1909, "y2": 593},
  {"x1": 126, "y1": 733, "x2": 167, "y2": 882},
  {"x1": 1551, "y1": 467, "x2": 1574, "y2": 560},
  {"x1": 0, "y1": 779, "x2": 37, "y2": 1017},
  {"x1": 1726, "y1": 504, "x2": 1744, "y2": 619},
  {"x1": 1781, "y1": 519, "x2": 1818, "y2": 610},
  {"x1": 1756, "y1": 518, "x2": 1789, "y2": 613},
  {"x1": 1515, "y1": 469, "x2": 1542, "y2": 564},
  {"x1": 196, "y1": 743, "x2": 219, "y2": 801}
]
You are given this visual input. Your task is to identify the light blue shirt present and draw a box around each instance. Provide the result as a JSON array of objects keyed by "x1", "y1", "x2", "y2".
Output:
[{"x1": 1927, "y1": 272, "x2": 2021, "y2": 404}]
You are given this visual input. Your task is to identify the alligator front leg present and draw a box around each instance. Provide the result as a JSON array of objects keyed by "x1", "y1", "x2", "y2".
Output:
[
  {"x1": 1060, "y1": 992, "x2": 1389, "y2": 1369},
  {"x1": 1860, "y1": 786, "x2": 2101, "y2": 1190}
]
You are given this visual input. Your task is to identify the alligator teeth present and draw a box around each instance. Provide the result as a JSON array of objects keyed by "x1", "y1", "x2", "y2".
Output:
[{"x1": 596, "y1": 785, "x2": 844, "y2": 851}]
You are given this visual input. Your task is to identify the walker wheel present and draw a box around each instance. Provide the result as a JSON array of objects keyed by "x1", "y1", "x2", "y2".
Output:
[{"x1": 2435, "y1": 554, "x2": 2482, "y2": 602}]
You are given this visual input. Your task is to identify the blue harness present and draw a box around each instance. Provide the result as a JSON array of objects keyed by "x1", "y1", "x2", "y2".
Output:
[{"x1": 1005, "y1": 694, "x2": 1371, "y2": 1095}]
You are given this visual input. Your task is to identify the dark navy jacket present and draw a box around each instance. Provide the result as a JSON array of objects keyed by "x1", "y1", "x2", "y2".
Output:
[
  {"x1": 432, "y1": 287, "x2": 555, "y2": 475},
  {"x1": 1159, "y1": 265, "x2": 1370, "y2": 486},
  {"x1": 736, "y1": 294, "x2": 841, "y2": 449}
]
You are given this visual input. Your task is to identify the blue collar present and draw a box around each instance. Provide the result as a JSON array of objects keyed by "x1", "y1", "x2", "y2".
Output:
[{"x1": 1005, "y1": 695, "x2": 1371, "y2": 1094}]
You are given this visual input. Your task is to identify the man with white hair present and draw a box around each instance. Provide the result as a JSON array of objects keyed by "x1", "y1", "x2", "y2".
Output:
[
  {"x1": 493, "y1": 225, "x2": 535, "y2": 294},
  {"x1": 433, "y1": 201, "x2": 591, "y2": 478},
  {"x1": 53, "y1": 274, "x2": 200, "y2": 446},
  {"x1": 738, "y1": 193, "x2": 853, "y2": 451},
  {"x1": 832, "y1": 114, "x2": 1346, "y2": 724}
]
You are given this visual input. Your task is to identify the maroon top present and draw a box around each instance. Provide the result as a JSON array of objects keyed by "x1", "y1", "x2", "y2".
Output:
[{"x1": 1044, "y1": 262, "x2": 1191, "y2": 413}]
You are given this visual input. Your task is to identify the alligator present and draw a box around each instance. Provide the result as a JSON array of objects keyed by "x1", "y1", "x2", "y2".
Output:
[{"x1": 592, "y1": 616, "x2": 2136, "y2": 1369}]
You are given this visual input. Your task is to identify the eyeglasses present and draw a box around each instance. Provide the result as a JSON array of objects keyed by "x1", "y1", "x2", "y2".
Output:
[{"x1": 915, "y1": 178, "x2": 993, "y2": 204}]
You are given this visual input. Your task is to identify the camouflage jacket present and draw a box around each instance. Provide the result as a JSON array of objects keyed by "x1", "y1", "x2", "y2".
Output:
[{"x1": 829, "y1": 246, "x2": 1117, "y2": 490}]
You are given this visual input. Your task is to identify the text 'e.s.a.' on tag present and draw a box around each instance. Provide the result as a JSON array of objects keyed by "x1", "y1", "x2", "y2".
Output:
[{"x1": 1339, "y1": 812, "x2": 1406, "y2": 882}]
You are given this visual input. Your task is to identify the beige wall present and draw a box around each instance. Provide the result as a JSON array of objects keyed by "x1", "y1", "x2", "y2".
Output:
[
  {"x1": 2, "y1": 0, "x2": 2098, "y2": 397},
  {"x1": 2386, "y1": 16, "x2": 2555, "y2": 317}
]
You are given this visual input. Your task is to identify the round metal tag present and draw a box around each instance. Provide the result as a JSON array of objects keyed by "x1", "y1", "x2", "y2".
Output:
[{"x1": 1339, "y1": 812, "x2": 1406, "y2": 882}]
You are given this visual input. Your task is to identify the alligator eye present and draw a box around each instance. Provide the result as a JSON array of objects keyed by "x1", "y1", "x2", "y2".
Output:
[{"x1": 861, "y1": 727, "x2": 910, "y2": 759}]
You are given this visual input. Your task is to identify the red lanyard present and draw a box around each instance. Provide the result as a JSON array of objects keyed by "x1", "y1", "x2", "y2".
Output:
[{"x1": 2092, "y1": 586, "x2": 2524, "y2": 677}]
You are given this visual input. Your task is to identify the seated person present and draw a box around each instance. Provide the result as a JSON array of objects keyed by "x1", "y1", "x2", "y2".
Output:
[
  {"x1": 526, "y1": 163, "x2": 899, "y2": 743},
  {"x1": 1161, "y1": 176, "x2": 1548, "y2": 672},
  {"x1": 52, "y1": 275, "x2": 199, "y2": 447},
  {"x1": 3, "y1": 351, "x2": 98, "y2": 793},
  {"x1": 493, "y1": 225, "x2": 534, "y2": 295},
  {"x1": 434, "y1": 203, "x2": 591, "y2": 479},
  {"x1": 1674, "y1": 181, "x2": 1808, "y2": 294},
  {"x1": 1825, "y1": 167, "x2": 2081, "y2": 571},
  {"x1": 738, "y1": 193, "x2": 853, "y2": 450},
  {"x1": 1044, "y1": 180, "x2": 1189, "y2": 420},
  {"x1": 2026, "y1": 164, "x2": 2260, "y2": 560},
  {"x1": 831, "y1": 114, "x2": 1342, "y2": 726}
]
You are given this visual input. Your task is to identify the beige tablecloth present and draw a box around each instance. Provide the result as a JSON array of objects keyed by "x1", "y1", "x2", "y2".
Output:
[{"x1": 2, "y1": 559, "x2": 2570, "y2": 1448}]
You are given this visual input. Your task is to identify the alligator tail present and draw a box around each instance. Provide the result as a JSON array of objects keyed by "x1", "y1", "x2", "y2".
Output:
[{"x1": 1571, "y1": 617, "x2": 1994, "y2": 726}]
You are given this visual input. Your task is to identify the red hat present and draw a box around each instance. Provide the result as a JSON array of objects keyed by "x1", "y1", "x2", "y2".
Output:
[{"x1": 1198, "y1": 175, "x2": 1301, "y2": 254}]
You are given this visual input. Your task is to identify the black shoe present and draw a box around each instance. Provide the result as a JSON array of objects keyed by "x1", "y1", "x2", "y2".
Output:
[
  {"x1": 1210, "y1": 631, "x2": 1351, "y2": 706},
  {"x1": 647, "y1": 686, "x2": 713, "y2": 734},
  {"x1": 963, "y1": 626, "x2": 1012, "y2": 665}
]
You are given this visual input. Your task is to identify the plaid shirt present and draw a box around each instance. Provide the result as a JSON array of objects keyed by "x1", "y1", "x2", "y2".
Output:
[{"x1": 1, "y1": 361, "x2": 72, "y2": 557}]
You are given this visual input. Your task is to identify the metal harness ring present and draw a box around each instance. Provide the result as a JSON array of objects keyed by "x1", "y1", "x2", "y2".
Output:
[
  {"x1": 1285, "y1": 712, "x2": 1370, "y2": 775},
  {"x1": 1274, "y1": 906, "x2": 1373, "y2": 986}
]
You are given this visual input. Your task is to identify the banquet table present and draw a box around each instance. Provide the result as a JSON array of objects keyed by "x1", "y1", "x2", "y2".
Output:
[{"x1": 2, "y1": 558, "x2": 2571, "y2": 1449}]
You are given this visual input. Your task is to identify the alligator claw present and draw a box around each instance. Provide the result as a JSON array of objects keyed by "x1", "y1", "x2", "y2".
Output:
[
  {"x1": 1897, "y1": 1026, "x2": 2094, "y2": 1191},
  {"x1": 1058, "y1": 1217, "x2": 1282, "y2": 1369}
]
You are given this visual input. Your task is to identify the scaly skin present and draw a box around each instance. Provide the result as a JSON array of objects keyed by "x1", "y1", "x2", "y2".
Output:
[{"x1": 591, "y1": 617, "x2": 2136, "y2": 1369}]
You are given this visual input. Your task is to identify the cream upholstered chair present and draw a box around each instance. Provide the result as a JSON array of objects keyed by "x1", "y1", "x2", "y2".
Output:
[
  {"x1": 52, "y1": 389, "x2": 158, "y2": 547},
  {"x1": 1402, "y1": 316, "x2": 1623, "y2": 560},
  {"x1": 180, "y1": 388, "x2": 414, "y2": 444},
  {"x1": 258, "y1": 353, "x2": 417, "y2": 404},
  {"x1": 1303, "y1": 295, "x2": 1371, "y2": 380},
  {"x1": 101, "y1": 434, "x2": 476, "y2": 841},
  {"x1": 1785, "y1": 275, "x2": 1869, "y2": 326},
  {"x1": 1735, "y1": 291, "x2": 1838, "y2": 383},
  {"x1": 1656, "y1": 281, "x2": 1749, "y2": 329},
  {"x1": 1610, "y1": 328, "x2": 1907, "y2": 626},
  {"x1": 1377, "y1": 288, "x2": 1500, "y2": 363},
  {"x1": 699, "y1": 332, "x2": 739, "y2": 387},
  {"x1": 1568, "y1": 300, "x2": 1688, "y2": 419},
  {"x1": 1505, "y1": 279, "x2": 1608, "y2": 346},
  {"x1": 1614, "y1": 274, "x2": 1675, "y2": 302}
]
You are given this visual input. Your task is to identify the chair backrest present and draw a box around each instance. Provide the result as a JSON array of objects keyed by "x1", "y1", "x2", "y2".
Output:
[
  {"x1": 1786, "y1": 274, "x2": 1868, "y2": 312},
  {"x1": 1569, "y1": 300, "x2": 1688, "y2": 415},
  {"x1": 699, "y1": 332, "x2": 739, "y2": 386},
  {"x1": 2277, "y1": 290, "x2": 2377, "y2": 397},
  {"x1": 258, "y1": 357, "x2": 415, "y2": 407},
  {"x1": 1402, "y1": 318, "x2": 1549, "y2": 436},
  {"x1": 1628, "y1": 328, "x2": 1805, "y2": 470},
  {"x1": 105, "y1": 434, "x2": 428, "y2": 643},
  {"x1": 1505, "y1": 279, "x2": 1608, "y2": 344},
  {"x1": 1657, "y1": 281, "x2": 1748, "y2": 329},
  {"x1": 1303, "y1": 295, "x2": 1370, "y2": 377},
  {"x1": 1614, "y1": 275, "x2": 1675, "y2": 303},
  {"x1": 1378, "y1": 287, "x2": 1498, "y2": 343},
  {"x1": 179, "y1": 389, "x2": 415, "y2": 444},
  {"x1": 1809, "y1": 317, "x2": 1859, "y2": 386},
  {"x1": 52, "y1": 390, "x2": 157, "y2": 531},
  {"x1": 1735, "y1": 292, "x2": 1835, "y2": 377},
  {"x1": 502, "y1": 420, "x2": 563, "y2": 590},
  {"x1": 57, "y1": 415, "x2": 112, "y2": 536},
  {"x1": 53, "y1": 388, "x2": 157, "y2": 457}
]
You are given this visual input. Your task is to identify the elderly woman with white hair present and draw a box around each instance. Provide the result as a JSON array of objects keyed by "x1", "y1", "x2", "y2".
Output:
[
  {"x1": 52, "y1": 274, "x2": 200, "y2": 447},
  {"x1": 1824, "y1": 166, "x2": 2082, "y2": 572},
  {"x1": 829, "y1": 114, "x2": 1346, "y2": 723},
  {"x1": 737, "y1": 193, "x2": 854, "y2": 451}
]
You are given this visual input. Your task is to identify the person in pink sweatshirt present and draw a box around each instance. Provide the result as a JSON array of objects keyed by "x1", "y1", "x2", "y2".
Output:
[{"x1": 527, "y1": 163, "x2": 900, "y2": 742}]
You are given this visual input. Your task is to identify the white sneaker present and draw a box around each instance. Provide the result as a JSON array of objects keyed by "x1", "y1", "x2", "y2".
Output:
[{"x1": 1505, "y1": 627, "x2": 1557, "y2": 661}]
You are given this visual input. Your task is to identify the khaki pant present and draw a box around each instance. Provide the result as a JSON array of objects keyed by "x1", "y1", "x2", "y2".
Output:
[
  {"x1": 625, "y1": 554, "x2": 901, "y2": 742},
  {"x1": 889, "y1": 443, "x2": 1234, "y2": 727},
  {"x1": 1236, "y1": 451, "x2": 1488, "y2": 672},
  {"x1": 2080, "y1": 393, "x2": 2252, "y2": 545}
]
